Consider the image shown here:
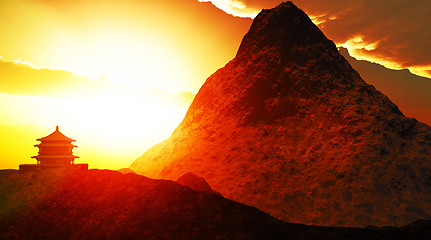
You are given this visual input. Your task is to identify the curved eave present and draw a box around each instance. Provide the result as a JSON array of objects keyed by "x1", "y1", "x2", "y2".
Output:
[
  {"x1": 34, "y1": 144, "x2": 78, "y2": 147},
  {"x1": 31, "y1": 155, "x2": 80, "y2": 159},
  {"x1": 36, "y1": 138, "x2": 76, "y2": 142},
  {"x1": 36, "y1": 128, "x2": 76, "y2": 142}
]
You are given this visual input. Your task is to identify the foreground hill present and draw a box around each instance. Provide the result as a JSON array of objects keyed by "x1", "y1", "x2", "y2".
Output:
[
  {"x1": 130, "y1": 1, "x2": 431, "y2": 227},
  {"x1": 1, "y1": 169, "x2": 431, "y2": 239}
]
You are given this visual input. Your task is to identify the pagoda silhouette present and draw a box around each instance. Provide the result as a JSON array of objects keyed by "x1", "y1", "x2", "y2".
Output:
[{"x1": 19, "y1": 126, "x2": 88, "y2": 173}]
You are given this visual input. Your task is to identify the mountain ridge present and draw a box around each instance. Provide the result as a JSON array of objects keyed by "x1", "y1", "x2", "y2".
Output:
[{"x1": 339, "y1": 47, "x2": 431, "y2": 125}]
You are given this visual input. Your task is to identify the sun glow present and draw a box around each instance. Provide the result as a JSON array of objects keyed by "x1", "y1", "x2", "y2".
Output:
[
  {"x1": 0, "y1": 87, "x2": 193, "y2": 170},
  {"x1": 0, "y1": 21, "x2": 196, "y2": 170},
  {"x1": 0, "y1": 0, "x2": 253, "y2": 170},
  {"x1": 41, "y1": 26, "x2": 194, "y2": 93}
]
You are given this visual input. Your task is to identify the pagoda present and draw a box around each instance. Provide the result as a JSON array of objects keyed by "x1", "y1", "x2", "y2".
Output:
[{"x1": 19, "y1": 126, "x2": 88, "y2": 173}]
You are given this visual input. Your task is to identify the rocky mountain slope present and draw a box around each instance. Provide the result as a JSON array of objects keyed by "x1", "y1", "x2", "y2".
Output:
[
  {"x1": 1, "y1": 169, "x2": 431, "y2": 239},
  {"x1": 130, "y1": 1, "x2": 431, "y2": 227}
]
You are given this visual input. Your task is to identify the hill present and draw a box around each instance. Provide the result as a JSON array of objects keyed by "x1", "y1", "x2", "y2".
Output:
[{"x1": 1, "y1": 169, "x2": 431, "y2": 239}]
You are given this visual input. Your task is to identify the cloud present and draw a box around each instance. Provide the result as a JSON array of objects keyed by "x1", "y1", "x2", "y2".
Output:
[
  {"x1": 0, "y1": 56, "x2": 196, "y2": 106},
  {"x1": 201, "y1": 0, "x2": 431, "y2": 79},
  {"x1": 198, "y1": 0, "x2": 261, "y2": 18},
  {"x1": 0, "y1": 57, "x2": 97, "y2": 96}
]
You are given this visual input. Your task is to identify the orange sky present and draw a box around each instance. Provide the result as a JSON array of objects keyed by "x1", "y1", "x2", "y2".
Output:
[{"x1": 0, "y1": 0, "x2": 429, "y2": 170}]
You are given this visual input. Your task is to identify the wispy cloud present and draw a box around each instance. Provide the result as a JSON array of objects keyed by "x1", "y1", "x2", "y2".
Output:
[
  {"x1": 0, "y1": 57, "x2": 96, "y2": 96},
  {"x1": 198, "y1": 0, "x2": 260, "y2": 18}
]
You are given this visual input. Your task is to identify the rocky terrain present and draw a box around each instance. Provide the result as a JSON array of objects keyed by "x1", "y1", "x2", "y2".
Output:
[
  {"x1": 130, "y1": 1, "x2": 431, "y2": 227},
  {"x1": 1, "y1": 169, "x2": 431, "y2": 239}
]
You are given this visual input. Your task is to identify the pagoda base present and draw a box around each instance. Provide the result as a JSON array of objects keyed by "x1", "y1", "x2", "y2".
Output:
[{"x1": 19, "y1": 164, "x2": 88, "y2": 174}]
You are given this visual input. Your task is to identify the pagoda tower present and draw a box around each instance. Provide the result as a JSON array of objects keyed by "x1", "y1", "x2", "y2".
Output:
[
  {"x1": 19, "y1": 126, "x2": 88, "y2": 173},
  {"x1": 32, "y1": 126, "x2": 79, "y2": 165}
]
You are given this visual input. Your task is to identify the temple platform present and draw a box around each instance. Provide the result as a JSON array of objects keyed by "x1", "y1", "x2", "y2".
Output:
[{"x1": 19, "y1": 163, "x2": 88, "y2": 174}]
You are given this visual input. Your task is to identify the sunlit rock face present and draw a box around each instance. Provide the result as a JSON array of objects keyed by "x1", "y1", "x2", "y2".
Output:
[{"x1": 131, "y1": 1, "x2": 431, "y2": 227}]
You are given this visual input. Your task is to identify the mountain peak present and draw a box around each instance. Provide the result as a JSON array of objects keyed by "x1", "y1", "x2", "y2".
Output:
[
  {"x1": 185, "y1": 1, "x2": 401, "y2": 124},
  {"x1": 236, "y1": 1, "x2": 334, "y2": 61}
]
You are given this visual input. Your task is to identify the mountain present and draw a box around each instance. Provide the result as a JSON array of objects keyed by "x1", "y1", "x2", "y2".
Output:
[
  {"x1": 130, "y1": 1, "x2": 431, "y2": 227},
  {"x1": 1, "y1": 169, "x2": 431, "y2": 239}
]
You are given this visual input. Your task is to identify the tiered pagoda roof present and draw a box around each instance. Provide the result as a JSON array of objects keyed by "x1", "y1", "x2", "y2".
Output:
[
  {"x1": 31, "y1": 126, "x2": 79, "y2": 162},
  {"x1": 37, "y1": 126, "x2": 76, "y2": 142}
]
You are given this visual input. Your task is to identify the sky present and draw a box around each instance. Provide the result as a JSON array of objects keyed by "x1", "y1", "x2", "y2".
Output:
[{"x1": 0, "y1": 0, "x2": 429, "y2": 170}]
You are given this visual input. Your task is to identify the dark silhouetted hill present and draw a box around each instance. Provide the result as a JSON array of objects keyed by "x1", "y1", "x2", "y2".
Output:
[
  {"x1": 176, "y1": 172, "x2": 222, "y2": 196},
  {"x1": 117, "y1": 168, "x2": 136, "y2": 174},
  {"x1": 130, "y1": 1, "x2": 431, "y2": 227},
  {"x1": 1, "y1": 169, "x2": 431, "y2": 239}
]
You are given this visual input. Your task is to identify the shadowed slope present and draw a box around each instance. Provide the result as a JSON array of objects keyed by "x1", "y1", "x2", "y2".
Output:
[
  {"x1": 0, "y1": 169, "x2": 289, "y2": 239},
  {"x1": 131, "y1": 1, "x2": 431, "y2": 227}
]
